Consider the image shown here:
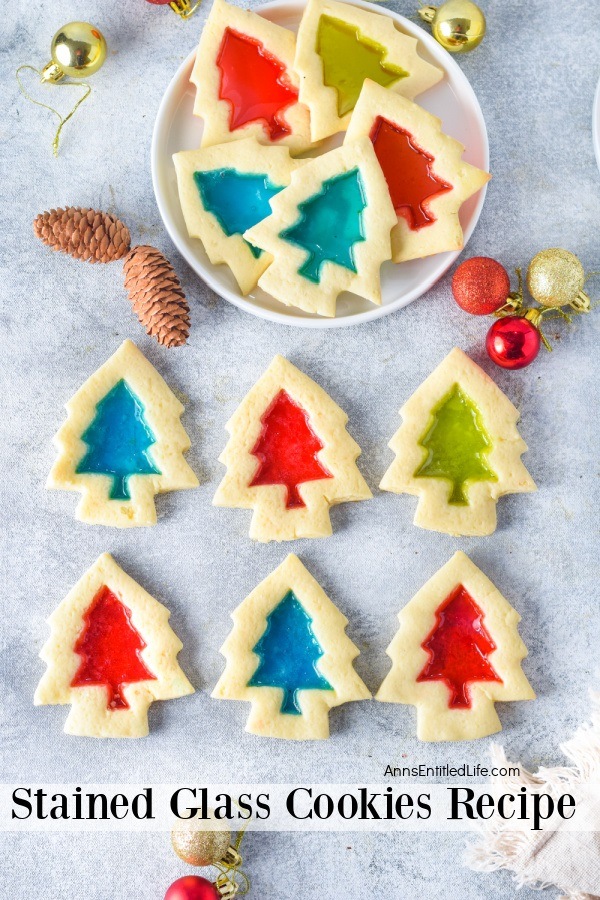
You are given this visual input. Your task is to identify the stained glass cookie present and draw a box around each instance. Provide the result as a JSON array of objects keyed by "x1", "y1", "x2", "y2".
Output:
[
  {"x1": 295, "y1": 0, "x2": 443, "y2": 142},
  {"x1": 213, "y1": 553, "x2": 370, "y2": 739},
  {"x1": 213, "y1": 354, "x2": 371, "y2": 541},
  {"x1": 380, "y1": 348, "x2": 536, "y2": 536},
  {"x1": 377, "y1": 551, "x2": 535, "y2": 741},
  {"x1": 192, "y1": 0, "x2": 312, "y2": 154},
  {"x1": 345, "y1": 80, "x2": 490, "y2": 262},
  {"x1": 245, "y1": 138, "x2": 396, "y2": 317},
  {"x1": 47, "y1": 340, "x2": 198, "y2": 527},
  {"x1": 173, "y1": 138, "x2": 304, "y2": 295},
  {"x1": 34, "y1": 553, "x2": 194, "y2": 738}
]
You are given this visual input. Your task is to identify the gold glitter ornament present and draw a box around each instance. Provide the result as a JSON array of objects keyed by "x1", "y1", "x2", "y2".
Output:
[
  {"x1": 418, "y1": 0, "x2": 486, "y2": 52},
  {"x1": 171, "y1": 819, "x2": 233, "y2": 867},
  {"x1": 526, "y1": 248, "x2": 591, "y2": 311}
]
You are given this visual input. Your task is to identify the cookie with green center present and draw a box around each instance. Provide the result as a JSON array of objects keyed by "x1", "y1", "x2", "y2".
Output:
[
  {"x1": 173, "y1": 138, "x2": 305, "y2": 294},
  {"x1": 295, "y1": 0, "x2": 443, "y2": 142},
  {"x1": 244, "y1": 139, "x2": 396, "y2": 317},
  {"x1": 213, "y1": 553, "x2": 370, "y2": 739},
  {"x1": 377, "y1": 551, "x2": 535, "y2": 741},
  {"x1": 47, "y1": 340, "x2": 198, "y2": 527},
  {"x1": 380, "y1": 348, "x2": 536, "y2": 536},
  {"x1": 191, "y1": 0, "x2": 312, "y2": 154},
  {"x1": 345, "y1": 80, "x2": 490, "y2": 262}
]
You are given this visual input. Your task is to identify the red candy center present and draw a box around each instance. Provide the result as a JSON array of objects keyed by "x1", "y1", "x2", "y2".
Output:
[
  {"x1": 417, "y1": 585, "x2": 502, "y2": 709},
  {"x1": 370, "y1": 116, "x2": 452, "y2": 229},
  {"x1": 250, "y1": 390, "x2": 332, "y2": 509},
  {"x1": 217, "y1": 28, "x2": 298, "y2": 140},
  {"x1": 71, "y1": 586, "x2": 156, "y2": 710}
]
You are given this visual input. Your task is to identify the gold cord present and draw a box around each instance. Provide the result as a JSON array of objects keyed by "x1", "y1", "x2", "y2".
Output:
[
  {"x1": 213, "y1": 825, "x2": 250, "y2": 896},
  {"x1": 16, "y1": 65, "x2": 91, "y2": 157}
]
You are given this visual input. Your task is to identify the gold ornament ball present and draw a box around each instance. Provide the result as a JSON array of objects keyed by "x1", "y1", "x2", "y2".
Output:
[
  {"x1": 43, "y1": 22, "x2": 107, "y2": 82},
  {"x1": 171, "y1": 820, "x2": 232, "y2": 867},
  {"x1": 527, "y1": 248, "x2": 586, "y2": 308},
  {"x1": 419, "y1": 1, "x2": 486, "y2": 53}
]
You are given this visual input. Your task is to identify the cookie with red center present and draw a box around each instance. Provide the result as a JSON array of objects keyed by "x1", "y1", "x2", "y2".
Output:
[
  {"x1": 192, "y1": 0, "x2": 312, "y2": 154},
  {"x1": 345, "y1": 80, "x2": 490, "y2": 263},
  {"x1": 213, "y1": 354, "x2": 371, "y2": 541},
  {"x1": 34, "y1": 554, "x2": 194, "y2": 738},
  {"x1": 377, "y1": 551, "x2": 535, "y2": 741}
]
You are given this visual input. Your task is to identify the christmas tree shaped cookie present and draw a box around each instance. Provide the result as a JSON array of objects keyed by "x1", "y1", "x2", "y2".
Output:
[
  {"x1": 380, "y1": 348, "x2": 536, "y2": 536},
  {"x1": 377, "y1": 552, "x2": 535, "y2": 741},
  {"x1": 173, "y1": 138, "x2": 304, "y2": 295},
  {"x1": 47, "y1": 340, "x2": 198, "y2": 527},
  {"x1": 345, "y1": 80, "x2": 490, "y2": 262},
  {"x1": 295, "y1": 0, "x2": 442, "y2": 141},
  {"x1": 245, "y1": 139, "x2": 396, "y2": 316},
  {"x1": 35, "y1": 554, "x2": 194, "y2": 737},
  {"x1": 213, "y1": 354, "x2": 371, "y2": 541},
  {"x1": 192, "y1": 0, "x2": 312, "y2": 155},
  {"x1": 213, "y1": 553, "x2": 370, "y2": 739}
]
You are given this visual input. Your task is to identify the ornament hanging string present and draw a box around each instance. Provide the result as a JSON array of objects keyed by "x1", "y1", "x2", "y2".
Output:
[
  {"x1": 16, "y1": 65, "x2": 91, "y2": 157},
  {"x1": 213, "y1": 821, "x2": 250, "y2": 896},
  {"x1": 495, "y1": 266, "x2": 597, "y2": 353}
]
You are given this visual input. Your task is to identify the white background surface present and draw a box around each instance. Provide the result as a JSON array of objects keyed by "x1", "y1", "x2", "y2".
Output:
[{"x1": 2, "y1": 1, "x2": 600, "y2": 897}]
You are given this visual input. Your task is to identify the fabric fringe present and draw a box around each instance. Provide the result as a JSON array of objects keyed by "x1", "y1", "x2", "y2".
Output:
[{"x1": 464, "y1": 691, "x2": 600, "y2": 898}]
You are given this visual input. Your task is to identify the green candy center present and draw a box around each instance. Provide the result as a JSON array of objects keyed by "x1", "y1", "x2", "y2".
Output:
[
  {"x1": 414, "y1": 385, "x2": 497, "y2": 505},
  {"x1": 316, "y1": 15, "x2": 407, "y2": 117}
]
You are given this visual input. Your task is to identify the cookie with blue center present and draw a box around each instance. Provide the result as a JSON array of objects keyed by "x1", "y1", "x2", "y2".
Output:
[{"x1": 174, "y1": 137, "x2": 304, "y2": 294}]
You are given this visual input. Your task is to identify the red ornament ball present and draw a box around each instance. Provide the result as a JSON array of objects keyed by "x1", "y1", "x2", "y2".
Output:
[
  {"x1": 145, "y1": 0, "x2": 172, "y2": 5},
  {"x1": 486, "y1": 316, "x2": 541, "y2": 369},
  {"x1": 452, "y1": 257, "x2": 511, "y2": 315},
  {"x1": 164, "y1": 876, "x2": 219, "y2": 900}
]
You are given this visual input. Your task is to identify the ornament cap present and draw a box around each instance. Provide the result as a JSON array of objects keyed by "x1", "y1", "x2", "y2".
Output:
[
  {"x1": 169, "y1": 0, "x2": 202, "y2": 18},
  {"x1": 572, "y1": 290, "x2": 591, "y2": 312},
  {"x1": 418, "y1": 5, "x2": 437, "y2": 24},
  {"x1": 221, "y1": 847, "x2": 242, "y2": 869},
  {"x1": 215, "y1": 875, "x2": 238, "y2": 898},
  {"x1": 40, "y1": 61, "x2": 65, "y2": 83}
]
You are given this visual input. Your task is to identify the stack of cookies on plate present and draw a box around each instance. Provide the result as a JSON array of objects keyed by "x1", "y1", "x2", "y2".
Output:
[{"x1": 174, "y1": 0, "x2": 490, "y2": 317}]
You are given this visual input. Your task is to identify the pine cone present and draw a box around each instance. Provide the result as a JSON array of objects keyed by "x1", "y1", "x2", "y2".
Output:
[
  {"x1": 33, "y1": 207, "x2": 131, "y2": 263},
  {"x1": 123, "y1": 245, "x2": 190, "y2": 348}
]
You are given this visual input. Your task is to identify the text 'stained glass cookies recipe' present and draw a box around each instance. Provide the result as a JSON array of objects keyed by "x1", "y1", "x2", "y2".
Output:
[{"x1": 173, "y1": 0, "x2": 489, "y2": 316}]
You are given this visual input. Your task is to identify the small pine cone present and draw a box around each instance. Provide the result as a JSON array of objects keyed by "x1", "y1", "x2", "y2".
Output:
[
  {"x1": 33, "y1": 207, "x2": 131, "y2": 263},
  {"x1": 123, "y1": 245, "x2": 190, "y2": 348}
]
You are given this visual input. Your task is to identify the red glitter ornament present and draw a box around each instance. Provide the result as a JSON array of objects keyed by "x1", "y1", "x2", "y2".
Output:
[
  {"x1": 164, "y1": 875, "x2": 220, "y2": 900},
  {"x1": 486, "y1": 316, "x2": 541, "y2": 369},
  {"x1": 452, "y1": 257, "x2": 511, "y2": 315}
]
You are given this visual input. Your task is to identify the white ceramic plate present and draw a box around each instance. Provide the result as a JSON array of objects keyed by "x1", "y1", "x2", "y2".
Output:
[
  {"x1": 593, "y1": 76, "x2": 600, "y2": 173},
  {"x1": 151, "y1": 0, "x2": 489, "y2": 328}
]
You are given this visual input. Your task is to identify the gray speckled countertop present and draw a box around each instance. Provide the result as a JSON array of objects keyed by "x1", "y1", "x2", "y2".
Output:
[{"x1": 1, "y1": 0, "x2": 600, "y2": 897}]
